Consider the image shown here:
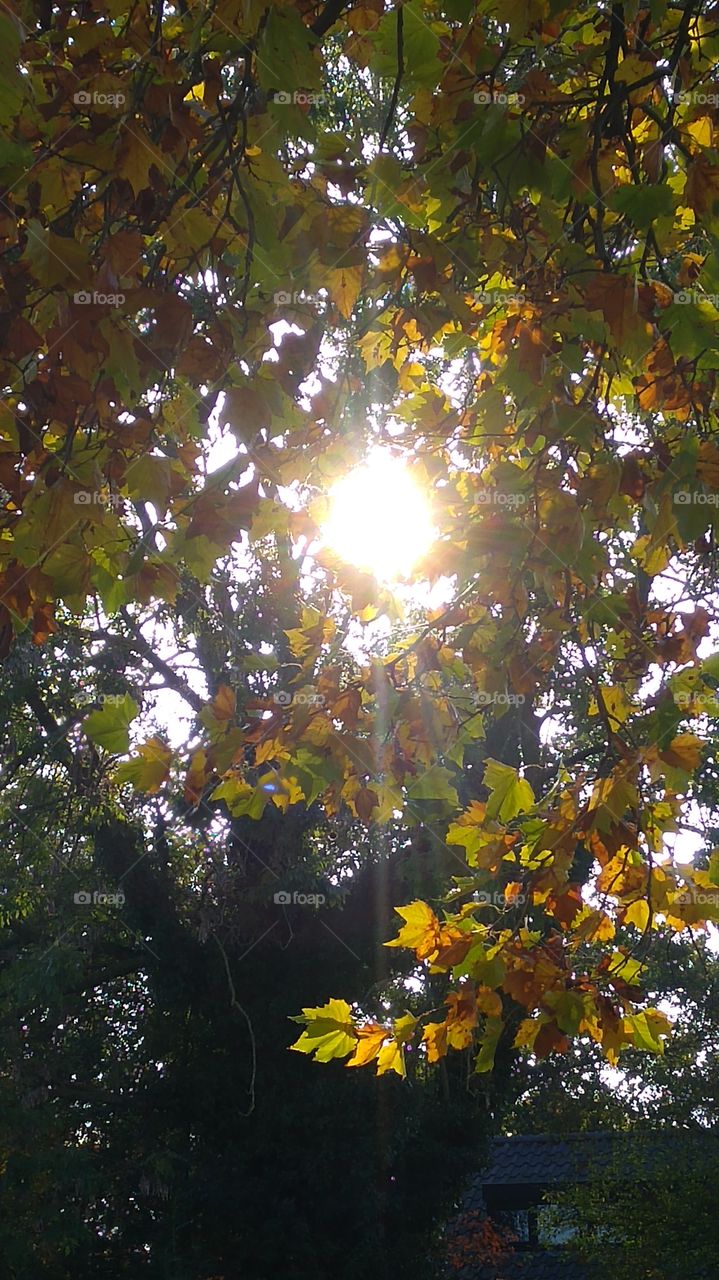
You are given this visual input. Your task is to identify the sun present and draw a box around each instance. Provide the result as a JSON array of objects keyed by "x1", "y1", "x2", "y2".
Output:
[{"x1": 322, "y1": 451, "x2": 434, "y2": 581}]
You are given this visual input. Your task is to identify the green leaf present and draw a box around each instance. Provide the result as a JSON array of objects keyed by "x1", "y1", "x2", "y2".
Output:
[
  {"x1": 289, "y1": 998, "x2": 357, "y2": 1063},
  {"x1": 483, "y1": 759, "x2": 534, "y2": 822},
  {"x1": 82, "y1": 695, "x2": 139, "y2": 754},
  {"x1": 406, "y1": 765, "x2": 459, "y2": 806},
  {"x1": 626, "y1": 1010, "x2": 668, "y2": 1054},
  {"x1": 257, "y1": 9, "x2": 322, "y2": 95},
  {"x1": 373, "y1": 2, "x2": 441, "y2": 87},
  {"x1": 608, "y1": 184, "x2": 674, "y2": 228},
  {"x1": 474, "y1": 1015, "x2": 504, "y2": 1073}
]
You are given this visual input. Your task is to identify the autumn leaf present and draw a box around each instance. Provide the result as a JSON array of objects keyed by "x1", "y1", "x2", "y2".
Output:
[
  {"x1": 346, "y1": 1023, "x2": 388, "y2": 1068},
  {"x1": 327, "y1": 265, "x2": 363, "y2": 319},
  {"x1": 660, "y1": 733, "x2": 704, "y2": 773},
  {"x1": 115, "y1": 738, "x2": 173, "y2": 793},
  {"x1": 289, "y1": 999, "x2": 357, "y2": 1063},
  {"x1": 183, "y1": 748, "x2": 209, "y2": 806},
  {"x1": 384, "y1": 900, "x2": 441, "y2": 959}
]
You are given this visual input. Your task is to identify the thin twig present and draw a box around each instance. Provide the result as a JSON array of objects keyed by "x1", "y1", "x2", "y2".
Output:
[
  {"x1": 379, "y1": 6, "x2": 404, "y2": 152},
  {"x1": 212, "y1": 931, "x2": 257, "y2": 1116}
]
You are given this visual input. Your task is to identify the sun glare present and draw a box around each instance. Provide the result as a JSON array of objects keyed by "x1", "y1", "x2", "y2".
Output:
[{"x1": 322, "y1": 452, "x2": 434, "y2": 581}]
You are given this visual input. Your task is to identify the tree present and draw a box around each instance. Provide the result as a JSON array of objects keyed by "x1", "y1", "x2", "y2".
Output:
[
  {"x1": 503, "y1": 930, "x2": 719, "y2": 1135},
  {"x1": 0, "y1": 618, "x2": 492, "y2": 1279},
  {"x1": 2, "y1": 1, "x2": 719, "y2": 1272},
  {"x1": 549, "y1": 1130, "x2": 719, "y2": 1280}
]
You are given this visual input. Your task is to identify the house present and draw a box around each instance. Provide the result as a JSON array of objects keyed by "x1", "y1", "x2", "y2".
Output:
[{"x1": 447, "y1": 1130, "x2": 718, "y2": 1279}]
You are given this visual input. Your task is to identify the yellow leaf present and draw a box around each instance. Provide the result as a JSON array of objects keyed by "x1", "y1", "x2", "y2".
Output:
[
  {"x1": 588, "y1": 685, "x2": 635, "y2": 725},
  {"x1": 623, "y1": 898, "x2": 651, "y2": 932},
  {"x1": 660, "y1": 733, "x2": 703, "y2": 772},
  {"x1": 573, "y1": 906, "x2": 616, "y2": 942},
  {"x1": 327, "y1": 264, "x2": 363, "y2": 319},
  {"x1": 392, "y1": 1012, "x2": 418, "y2": 1044},
  {"x1": 289, "y1": 998, "x2": 357, "y2": 1063},
  {"x1": 376, "y1": 1038, "x2": 405, "y2": 1078},
  {"x1": 114, "y1": 737, "x2": 172, "y2": 794},
  {"x1": 514, "y1": 1016, "x2": 545, "y2": 1051},
  {"x1": 384, "y1": 900, "x2": 440, "y2": 958},
  {"x1": 422, "y1": 1020, "x2": 448, "y2": 1063},
  {"x1": 475, "y1": 986, "x2": 503, "y2": 1017},
  {"x1": 116, "y1": 124, "x2": 167, "y2": 196},
  {"x1": 346, "y1": 1023, "x2": 387, "y2": 1068},
  {"x1": 211, "y1": 683, "x2": 236, "y2": 721},
  {"x1": 357, "y1": 324, "x2": 393, "y2": 371}
]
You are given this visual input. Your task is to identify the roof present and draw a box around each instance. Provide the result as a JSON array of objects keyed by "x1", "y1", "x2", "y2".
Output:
[
  {"x1": 478, "y1": 1131, "x2": 617, "y2": 1187},
  {"x1": 453, "y1": 1130, "x2": 719, "y2": 1279},
  {"x1": 465, "y1": 1128, "x2": 719, "y2": 1197}
]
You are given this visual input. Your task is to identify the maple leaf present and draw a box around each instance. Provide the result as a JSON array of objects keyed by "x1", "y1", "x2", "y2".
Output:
[
  {"x1": 346, "y1": 1023, "x2": 388, "y2": 1069},
  {"x1": 115, "y1": 738, "x2": 173, "y2": 794},
  {"x1": 289, "y1": 999, "x2": 357, "y2": 1063},
  {"x1": 82, "y1": 695, "x2": 139, "y2": 755},
  {"x1": 483, "y1": 760, "x2": 534, "y2": 822},
  {"x1": 384, "y1": 901, "x2": 442, "y2": 959}
]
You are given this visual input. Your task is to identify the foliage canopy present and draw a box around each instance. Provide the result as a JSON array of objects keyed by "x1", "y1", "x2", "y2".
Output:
[{"x1": 2, "y1": 0, "x2": 719, "y2": 1168}]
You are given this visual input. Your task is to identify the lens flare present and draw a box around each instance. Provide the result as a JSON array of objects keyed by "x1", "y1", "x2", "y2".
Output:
[{"x1": 323, "y1": 452, "x2": 434, "y2": 581}]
